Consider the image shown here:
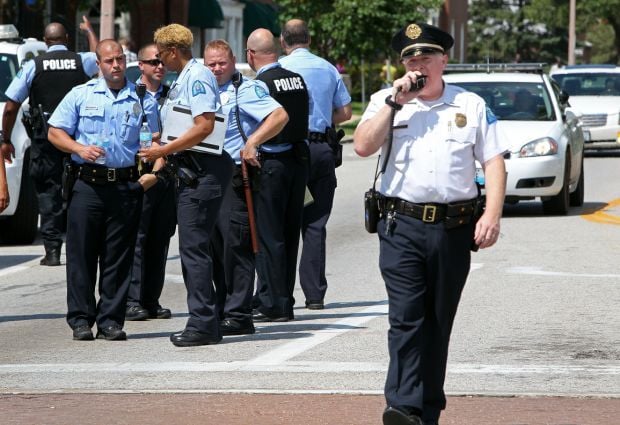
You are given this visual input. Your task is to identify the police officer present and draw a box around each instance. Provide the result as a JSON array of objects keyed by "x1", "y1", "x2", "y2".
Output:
[
  {"x1": 48, "y1": 39, "x2": 160, "y2": 341},
  {"x1": 246, "y1": 29, "x2": 310, "y2": 322},
  {"x1": 279, "y1": 19, "x2": 352, "y2": 310},
  {"x1": 1, "y1": 19, "x2": 98, "y2": 266},
  {"x1": 141, "y1": 25, "x2": 233, "y2": 347},
  {"x1": 203, "y1": 39, "x2": 288, "y2": 334},
  {"x1": 125, "y1": 43, "x2": 176, "y2": 321},
  {"x1": 353, "y1": 23, "x2": 509, "y2": 425}
]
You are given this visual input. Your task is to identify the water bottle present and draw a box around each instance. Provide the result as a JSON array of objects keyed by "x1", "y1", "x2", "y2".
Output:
[
  {"x1": 139, "y1": 120, "x2": 152, "y2": 163},
  {"x1": 94, "y1": 134, "x2": 110, "y2": 165}
]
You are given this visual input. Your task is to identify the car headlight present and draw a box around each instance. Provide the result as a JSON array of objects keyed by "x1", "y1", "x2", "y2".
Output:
[{"x1": 518, "y1": 137, "x2": 558, "y2": 157}]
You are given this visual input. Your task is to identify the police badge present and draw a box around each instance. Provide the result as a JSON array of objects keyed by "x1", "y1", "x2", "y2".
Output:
[
  {"x1": 455, "y1": 113, "x2": 467, "y2": 128},
  {"x1": 405, "y1": 24, "x2": 422, "y2": 40}
]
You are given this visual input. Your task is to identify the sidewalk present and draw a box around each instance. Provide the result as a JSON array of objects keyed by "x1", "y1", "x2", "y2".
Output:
[{"x1": 1, "y1": 393, "x2": 618, "y2": 425}]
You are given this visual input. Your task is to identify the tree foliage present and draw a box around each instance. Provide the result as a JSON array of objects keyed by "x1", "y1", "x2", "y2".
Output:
[{"x1": 276, "y1": 0, "x2": 443, "y2": 64}]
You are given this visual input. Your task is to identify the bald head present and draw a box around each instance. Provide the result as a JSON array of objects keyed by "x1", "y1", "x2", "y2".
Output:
[
  {"x1": 96, "y1": 39, "x2": 123, "y2": 60},
  {"x1": 43, "y1": 23, "x2": 68, "y2": 46},
  {"x1": 281, "y1": 19, "x2": 310, "y2": 49},
  {"x1": 247, "y1": 29, "x2": 277, "y2": 54}
]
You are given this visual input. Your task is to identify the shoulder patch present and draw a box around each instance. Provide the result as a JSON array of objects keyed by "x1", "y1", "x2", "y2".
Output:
[
  {"x1": 192, "y1": 80, "x2": 207, "y2": 96},
  {"x1": 486, "y1": 105, "x2": 497, "y2": 124},
  {"x1": 254, "y1": 84, "x2": 268, "y2": 99}
]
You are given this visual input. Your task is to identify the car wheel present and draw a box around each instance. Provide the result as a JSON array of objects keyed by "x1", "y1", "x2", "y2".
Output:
[
  {"x1": 542, "y1": 152, "x2": 570, "y2": 215},
  {"x1": 569, "y1": 154, "x2": 584, "y2": 207},
  {"x1": 0, "y1": 152, "x2": 39, "y2": 244}
]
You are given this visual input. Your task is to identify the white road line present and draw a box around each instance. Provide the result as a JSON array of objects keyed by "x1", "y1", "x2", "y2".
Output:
[
  {"x1": 507, "y1": 266, "x2": 620, "y2": 279},
  {"x1": 245, "y1": 303, "x2": 388, "y2": 366},
  {"x1": 1, "y1": 362, "x2": 618, "y2": 375}
]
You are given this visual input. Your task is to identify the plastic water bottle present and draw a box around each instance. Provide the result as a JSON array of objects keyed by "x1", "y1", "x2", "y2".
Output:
[
  {"x1": 139, "y1": 121, "x2": 152, "y2": 163},
  {"x1": 94, "y1": 134, "x2": 110, "y2": 165}
]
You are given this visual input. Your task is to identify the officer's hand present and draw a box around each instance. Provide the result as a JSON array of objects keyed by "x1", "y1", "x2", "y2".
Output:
[
  {"x1": 473, "y1": 212, "x2": 501, "y2": 249},
  {"x1": 0, "y1": 185, "x2": 9, "y2": 213},
  {"x1": 139, "y1": 145, "x2": 165, "y2": 163},
  {"x1": 1, "y1": 143, "x2": 15, "y2": 164},
  {"x1": 240, "y1": 144, "x2": 261, "y2": 168},
  {"x1": 392, "y1": 71, "x2": 425, "y2": 104},
  {"x1": 138, "y1": 173, "x2": 158, "y2": 191},
  {"x1": 77, "y1": 145, "x2": 104, "y2": 163}
]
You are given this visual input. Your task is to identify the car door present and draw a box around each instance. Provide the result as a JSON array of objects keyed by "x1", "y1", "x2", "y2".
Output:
[{"x1": 551, "y1": 80, "x2": 584, "y2": 185}]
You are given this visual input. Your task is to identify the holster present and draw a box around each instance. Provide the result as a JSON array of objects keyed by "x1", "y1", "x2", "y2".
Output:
[
  {"x1": 325, "y1": 126, "x2": 345, "y2": 168},
  {"x1": 364, "y1": 188, "x2": 381, "y2": 234},
  {"x1": 31, "y1": 106, "x2": 50, "y2": 140},
  {"x1": 62, "y1": 160, "x2": 77, "y2": 201},
  {"x1": 21, "y1": 110, "x2": 35, "y2": 140},
  {"x1": 165, "y1": 156, "x2": 198, "y2": 188}
]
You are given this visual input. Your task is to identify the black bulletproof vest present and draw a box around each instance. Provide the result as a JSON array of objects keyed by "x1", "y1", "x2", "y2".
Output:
[
  {"x1": 30, "y1": 50, "x2": 90, "y2": 113},
  {"x1": 255, "y1": 66, "x2": 309, "y2": 145}
]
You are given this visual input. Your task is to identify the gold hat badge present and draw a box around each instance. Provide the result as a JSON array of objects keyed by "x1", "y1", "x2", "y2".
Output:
[
  {"x1": 455, "y1": 113, "x2": 467, "y2": 128},
  {"x1": 405, "y1": 24, "x2": 422, "y2": 40}
]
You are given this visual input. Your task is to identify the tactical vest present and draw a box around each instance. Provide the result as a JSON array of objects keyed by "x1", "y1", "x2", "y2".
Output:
[
  {"x1": 255, "y1": 67, "x2": 309, "y2": 145},
  {"x1": 30, "y1": 50, "x2": 90, "y2": 113}
]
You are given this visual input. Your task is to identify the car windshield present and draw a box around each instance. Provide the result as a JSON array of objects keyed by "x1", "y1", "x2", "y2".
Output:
[
  {"x1": 0, "y1": 53, "x2": 19, "y2": 102},
  {"x1": 551, "y1": 73, "x2": 620, "y2": 96},
  {"x1": 450, "y1": 81, "x2": 556, "y2": 121}
]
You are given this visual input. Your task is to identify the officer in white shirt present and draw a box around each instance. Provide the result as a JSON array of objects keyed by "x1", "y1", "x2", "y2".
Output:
[{"x1": 354, "y1": 23, "x2": 509, "y2": 425}]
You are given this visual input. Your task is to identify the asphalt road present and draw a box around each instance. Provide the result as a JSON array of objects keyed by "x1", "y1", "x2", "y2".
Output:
[{"x1": 1, "y1": 144, "x2": 619, "y2": 424}]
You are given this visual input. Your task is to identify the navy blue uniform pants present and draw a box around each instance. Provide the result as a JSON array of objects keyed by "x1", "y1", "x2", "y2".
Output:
[
  {"x1": 211, "y1": 164, "x2": 256, "y2": 322},
  {"x1": 378, "y1": 214, "x2": 473, "y2": 423},
  {"x1": 29, "y1": 138, "x2": 67, "y2": 253},
  {"x1": 254, "y1": 150, "x2": 308, "y2": 317},
  {"x1": 177, "y1": 152, "x2": 232, "y2": 337},
  {"x1": 299, "y1": 141, "x2": 336, "y2": 303},
  {"x1": 127, "y1": 177, "x2": 177, "y2": 310},
  {"x1": 65, "y1": 179, "x2": 143, "y2": 330}
]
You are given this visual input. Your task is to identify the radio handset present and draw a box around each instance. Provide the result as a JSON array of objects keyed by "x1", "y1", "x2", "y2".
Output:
[
  {"x1": 408, "y1": 75, "x2": 427, "y2": 92},
  {"x1": 136, "y1": 83, "x2": 147, "y2": 122}
]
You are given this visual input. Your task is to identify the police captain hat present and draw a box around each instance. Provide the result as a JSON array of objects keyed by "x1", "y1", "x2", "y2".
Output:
[{"x1": 391, "y1": 23, "x2": 454, "y2": 59}]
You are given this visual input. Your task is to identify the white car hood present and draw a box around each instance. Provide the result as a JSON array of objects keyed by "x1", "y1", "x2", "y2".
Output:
[
  {"x1": 496, "y1": 121, "x2": 559, "y2": 152},
  {"x1": 567, "y1": 96, "x2": 620, "y2": 114}
]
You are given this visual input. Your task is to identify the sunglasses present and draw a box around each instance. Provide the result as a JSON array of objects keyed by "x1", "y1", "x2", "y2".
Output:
[{"x1": 141, "y1": 59, "x2": 163, "y2": 66}]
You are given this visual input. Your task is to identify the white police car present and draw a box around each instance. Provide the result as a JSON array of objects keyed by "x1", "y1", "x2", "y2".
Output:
[
  {"x1": 550, "y1": 64, "x2": 620, "y2": 150},
  {"x1": 0, "y1": 25, "x2": 46, "y2": 243},
  {"x1": 444, "y1": 63, "x2": 585, "y2": 215}
]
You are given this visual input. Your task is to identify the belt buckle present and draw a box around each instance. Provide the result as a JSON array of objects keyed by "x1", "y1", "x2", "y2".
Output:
[
  {"x1": 422, "y1": 205, "x2": 437, "y2": 222},
  {"x1": 107, "y1": 168, "x2": 116, "y2": 182}
]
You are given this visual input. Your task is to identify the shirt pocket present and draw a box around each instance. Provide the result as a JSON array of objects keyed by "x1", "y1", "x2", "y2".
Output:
[
  {"x1": 79, "y1": 106, "x2": 105, "y2": 135},
  {"x1": 120, "y1": 112, "x2": 141, "y2": 144},
  {"x1": 443, "y1": 124, "x2": 477, "y2": 169},
  {"x1": 391, "y1": 128, "x2": 414, "y2": 173}
]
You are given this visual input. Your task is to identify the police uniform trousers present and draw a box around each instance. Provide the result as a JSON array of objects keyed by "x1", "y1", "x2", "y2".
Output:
[
  {"x1": 299, "y1": 141, "x2": 336, "y2": 303},
  {"x1": 177, "y1": 151, "x2": 233, "y2": 336},
  {"x1": 210, "y1": 164, "x2": 256, "y2": 322},
  {"x1": 378, "y1": 213, "x2": 473, "y2": 423},
  {"x1": 254, "y1": 147, "x2": 309, "y2": 318},
  {"x1": 127, "y1": 177, "x2": 177, "y2": 311},
  {"x1": 29, "y1": 137, "x2": 68, "y2": 254},
  {"x1": 65, "y1": 178, "x2": 143, "y2": 331}
]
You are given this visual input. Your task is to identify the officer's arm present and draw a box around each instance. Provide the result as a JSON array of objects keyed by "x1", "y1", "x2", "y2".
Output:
[
  {"x1": 353, "y1": 103, "x2": 393, "y2": 157},
  {"x1": 48, "y1": 126, "x2": 101, "y2": 161},
  {"x1": 475, "y1": 154, "x2": 506, "y2": 249},
  {"x1": 79, "y1": 15, "x2": 98, "y2": 52},
  {"x1": 0, "y1": 157, "x2": 8, "y2": 212},
  {"x1": 333, "y1": 103, "x2": 352, "y2": 125},
  {"x1": 241, "y1": 107, "x2": 289, "y2": 167},
  {"x1": 1, "y1": 99, "x2": 20, "y2": 163}
]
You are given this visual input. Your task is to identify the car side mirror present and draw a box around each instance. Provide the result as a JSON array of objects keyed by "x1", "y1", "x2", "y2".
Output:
[{"x1": 559, "y1": 90, "x2": 570, "y2": 105}]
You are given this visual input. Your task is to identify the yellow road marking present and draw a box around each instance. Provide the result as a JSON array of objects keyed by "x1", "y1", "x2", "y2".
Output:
[{"x1": 581, "y1": 198, "x2": 620, "y2": 225}]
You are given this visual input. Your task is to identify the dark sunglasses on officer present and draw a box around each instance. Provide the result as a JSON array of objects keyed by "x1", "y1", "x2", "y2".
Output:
[{"x1": 140, "y1": 58, "x2": 163, "y2": 66}]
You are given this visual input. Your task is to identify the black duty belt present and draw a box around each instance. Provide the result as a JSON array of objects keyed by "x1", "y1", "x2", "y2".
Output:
[
  {"x1": 381, "y1": 196, "x2": 477, "y2": 227},
  {"x1": 308, "y1": 132, "x2": 326, "y2": 143},
  {"x1": 259, "y1": 149, "x2": 294, "y2": 160},
  {"x1": 77, "y1": 163, "x2": 139, "y2": 185}
]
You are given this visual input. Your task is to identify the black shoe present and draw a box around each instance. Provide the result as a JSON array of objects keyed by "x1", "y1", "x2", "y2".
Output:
[
  {"x1": 72, "y1": 325, "x2": 94, "y2": 341},
  {"x1": 170, "y1": 330, "x2": 221, "y2": 347},
  {"x1": 96, "y1": 325, "x2": 127, "y2": 341},
  {"x1": 125, "y1": 305, "x2": 149, "y2": 321},
  {"x1": 305, "y1": 299, "x2": 324, "y2": 310},
  {"x1": 220, "y1": 318, "x2": 255, "y2": 336},
  {"x1": 147, "y1": 307, "x2": 172, "y2": 319},
  {"x1": 40, "y1": 249, "x2": 61, "y2": 266},
  {"x1": 252, "y1": 309, "x2": 289, "y2": 322},
  {"x1": 383, "y1": 406, "x2": 423, "y2": 425}
]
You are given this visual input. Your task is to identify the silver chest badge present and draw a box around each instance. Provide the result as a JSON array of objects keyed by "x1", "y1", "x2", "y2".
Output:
[
  {"x1": 132, "y1": 102, "x2": 141, "y2": 116},
  {"x1": 220, "y1": 92, "x2": 230, "y2": 105},
  {"x1": 168, "y1": 87, "x2": 179, "y2": 100}
]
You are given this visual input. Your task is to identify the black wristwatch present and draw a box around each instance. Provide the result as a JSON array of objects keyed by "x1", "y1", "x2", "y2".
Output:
[{"x1": 385, "y1": 95, "x2": 403, "y2": 111}]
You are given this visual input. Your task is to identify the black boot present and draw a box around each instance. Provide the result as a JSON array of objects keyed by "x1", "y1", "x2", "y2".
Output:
[{"x1": 40, "y1": 248, "x2": 61, "y2": 266}]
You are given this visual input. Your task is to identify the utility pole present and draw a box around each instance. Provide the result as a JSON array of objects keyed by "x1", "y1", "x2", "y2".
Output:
[
  {"x1": 568, "y1": 0, "x2": 576, "y2": 65},
  {"x1": 100, "y1": 0, "x2": 115, "y2": 40}
]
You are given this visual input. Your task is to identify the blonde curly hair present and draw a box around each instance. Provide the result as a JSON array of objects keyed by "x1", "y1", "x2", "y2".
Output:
[{"x1": 154, "y1": 24, "x2": 193, "y2": 50}]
